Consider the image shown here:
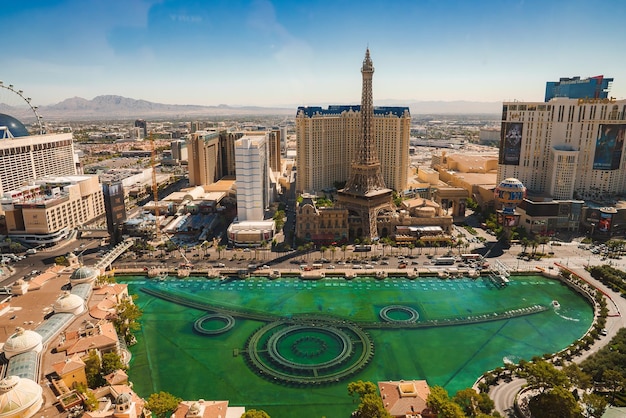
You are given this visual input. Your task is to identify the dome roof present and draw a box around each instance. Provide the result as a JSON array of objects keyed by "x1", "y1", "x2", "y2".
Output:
[
  {"x1": 116, "y1": 393, "x2": 132, "y2": 405},
  {"x1": 496, "y1": 178, "x2": 525, "y2": 190},
  {"x1": 53, "y1": 292, "x2": 84, "y2": 313},
  {"x1": 0, "y1": 114, "x2": 29, "y2": 138},
  {"x1": 0, "y1": 376, "x2": 43, "y2": 417},
  {"x1": 70, "y1": 266, "x2": 98, "y2": 281},
  {"x1": 3, "y1": 328, "x2": 42, "y2": 357}
]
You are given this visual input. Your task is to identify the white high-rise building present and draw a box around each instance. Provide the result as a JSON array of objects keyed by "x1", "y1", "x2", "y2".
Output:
[
  {"x1": 0, "y1": 132, "x2": 77, "y2": 196},
  {"x1": 235, "y1": 135, "x2": 270, "y2": 221},
  {"x1": 498, "y1": 97, "x2": 626, "y2": 200}
]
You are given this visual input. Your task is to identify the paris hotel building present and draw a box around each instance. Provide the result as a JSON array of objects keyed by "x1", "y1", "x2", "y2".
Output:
[{"x1": 295, "y1": 105, "x2": 411, "y2": 195}]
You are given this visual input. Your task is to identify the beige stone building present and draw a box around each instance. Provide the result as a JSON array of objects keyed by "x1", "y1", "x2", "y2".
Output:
[
  {"x1": 51, "y1": 354, "x2": 87, "y2": 390},
  {"x1": 1, "y1": 175, "x2": 105, "y2": 246},
  {"x1": 187, "y1": 130, "x2": 240, "y2": 186},
  {"x1": 295, "y1": 194, "x2": 348, "y2": 245},
  {"x1": 295, "y1": 105, "x2": 411, "y2": 194},
  {"x1": 429, "y1": 151, "x2": 499, "y2": 210},
  {"x1": 497, "y1": 97, "x2": 626, "y2": 200}
]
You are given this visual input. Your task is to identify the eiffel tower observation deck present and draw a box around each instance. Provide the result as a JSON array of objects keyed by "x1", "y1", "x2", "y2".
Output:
[{"x1": 337, "y1": 49, "x2": 393, "y2": 240}]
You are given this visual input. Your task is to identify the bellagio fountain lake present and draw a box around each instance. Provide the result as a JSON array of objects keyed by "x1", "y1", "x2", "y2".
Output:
[{"x1": 122, "y1": 274, "x2": 593, "y2": 418}]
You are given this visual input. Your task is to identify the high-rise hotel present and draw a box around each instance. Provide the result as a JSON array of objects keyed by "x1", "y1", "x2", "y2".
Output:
[
  {"x1": 295, "y1": 104, "x2": 410, "y2": 194},
  {"x1": 497, "y1": 95, "x2": 626, "y2": 201},
  {"x1": 0, "y1": 131, "x2": 77, "y2": 196}
]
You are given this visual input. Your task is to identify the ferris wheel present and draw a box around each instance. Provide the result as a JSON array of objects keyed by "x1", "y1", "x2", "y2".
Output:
[{"x1": 0, "y1": 81, "x2": 45, "y2": 135}]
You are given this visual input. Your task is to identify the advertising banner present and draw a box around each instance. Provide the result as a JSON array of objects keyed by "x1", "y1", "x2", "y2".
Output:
[
  {"x1": 598, "y1": 212, "x2": 613, "y2": 232},
  {"x1": 499, "y1": 122, "x2": 523, "y2": 165},
  {"x1": 593, "y1": 124, "x2": 626, "y2": 170},
  {"x1": 497, "y1": 211, "x2": 520, "y2": 227}
]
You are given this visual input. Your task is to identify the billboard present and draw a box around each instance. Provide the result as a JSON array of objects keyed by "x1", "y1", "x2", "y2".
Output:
[
  {"x1": 593, "y1": 124, "x2": 626, "y2": 170},
  {"x1": 499, "y1": 122, "x2": 523, "y2": 165},
  {"x1": 497, "y1": 211, "x2": 520, "y2": 227},
  {"x1": 598, "y1": 212, "x2": 613, "y2": 232}
]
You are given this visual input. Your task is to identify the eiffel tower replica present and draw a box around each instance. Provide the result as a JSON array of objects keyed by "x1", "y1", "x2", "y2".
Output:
[{"x1": 337, "y1": 48, "x2": 393, "y2": 240}]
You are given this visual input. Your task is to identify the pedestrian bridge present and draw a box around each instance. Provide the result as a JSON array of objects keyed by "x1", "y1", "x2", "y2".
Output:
[{"x1": 95, "y1": 238, "x2": 134, "y2": 271}]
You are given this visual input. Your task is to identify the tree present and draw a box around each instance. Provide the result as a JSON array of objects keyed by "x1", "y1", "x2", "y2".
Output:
[
  {"x1": 426, "y1": 385, "x2": 451, "y2": 414},
  {"x1": 562, "y1": 363, "x2": 591, "y2": 390},
  {"x1": 527, "y1": 386, "x2": 581, "y2": 418},
  {"x1": 113, "y1": 295, "x2": 143, "y2": 344},
  {"x1": 452, "y1": 388, "x2": 495, "y2": 417},
  {"x1": 84, "y1": 350, "x2": 104, "y2": 388},
  {"x1": 101, "y1": 351, "x2": 127, "y2": 376},
  {"x1": 357, "y1": 393, "x2": 393, "y2": 418},
  {"x1": 329, "y1": 245, "x2": 337, "y2": 261},
  {"x1": 582, "y1": 392, "x2": 608, "y2": 418},
  {"x1": 348, "y1": 380, "x2": 377, "y2": 398},
  {"x1": 521, "y1": 359, "x2": 570, "y2": 393},
  {"x1": 273, "y1": 209, "x2": 285, "y2": 232},
  {"x1": 602, "y1": 369, "x2": 624, "y2": 403},
  {"x1": 75, "y1": 383, "x2": 98, "y2": 411},
  {"x1": 146, "y1": 391, "x2": 182, "y2": 418},
  {"x1": 452, "y1": 388, "x2": 478, "y2": 416},
  {"x1": 347, "y1": 381, "x2": 391, "y2": 418},
  {"x1": 241, "y1": 409, "x2": 271, "y2": 418},
  {"x1": 427, "y1": 386, "x2": 467, "y2": 418},
  {"x1": 217, "y1": 245, "x2": 226, "y2": 259}
]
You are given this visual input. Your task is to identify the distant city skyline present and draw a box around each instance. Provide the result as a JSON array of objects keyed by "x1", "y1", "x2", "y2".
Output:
[{"x1": 2, "y1": 0, "x2": 626, "y2": 108}]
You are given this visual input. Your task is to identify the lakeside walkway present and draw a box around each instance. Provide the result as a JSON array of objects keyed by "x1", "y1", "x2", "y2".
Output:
[{"x1": 488, "y1": 262, "x2": 626, "y2": 417}]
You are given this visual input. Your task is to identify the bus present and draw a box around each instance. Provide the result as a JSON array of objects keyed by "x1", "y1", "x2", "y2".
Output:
[
  {"x1": 433, "y1": 256, "x2": 456, "y2": 265},
  {"x1": 354, "y1": 245, "x2": 372, "y2": 252},
  {"x1": 461, "y1": 254, "x2": 482, "y2": 261}
]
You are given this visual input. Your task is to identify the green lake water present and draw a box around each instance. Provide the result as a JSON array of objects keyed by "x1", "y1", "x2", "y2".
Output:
[{"x1": 123, "y1": 274, "x2": 593, "y2": 418}]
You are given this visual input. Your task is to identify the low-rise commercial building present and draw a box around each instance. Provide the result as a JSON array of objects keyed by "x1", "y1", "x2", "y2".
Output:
[{"x1": 1, "y1": 175, "x2": 105, "y2": 246}]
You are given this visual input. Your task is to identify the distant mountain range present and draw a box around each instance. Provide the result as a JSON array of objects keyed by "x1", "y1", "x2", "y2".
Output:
[{"x1": 1, "y1": 95, "x2": 502, "y2": 121}]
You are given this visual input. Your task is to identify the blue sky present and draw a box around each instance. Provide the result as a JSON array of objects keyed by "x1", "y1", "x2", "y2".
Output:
[{"x1": 2, "y1": 0, "x2": 625, "y2": 107}]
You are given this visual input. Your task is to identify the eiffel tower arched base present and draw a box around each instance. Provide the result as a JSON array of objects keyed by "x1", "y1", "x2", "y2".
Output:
[{"x1": 336, "y1": 188, "x2": 393, "y2": 241}]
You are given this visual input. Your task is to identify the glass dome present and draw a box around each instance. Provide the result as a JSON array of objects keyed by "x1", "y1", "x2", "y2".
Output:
[
  {"x1": 53, "y1": 291, "x2": 84, "y2": 314},
  {"x1": 70, "y1": 266, "x2": 98, "y2": 282},
  {"x1": 2, "y1": 328, "x2": 43, "y2": 358},
  {"x1": 0, "y1": 375, "x2": 43, "y2": 418},
  {"x1": 0, "y1": 114, "x2": 29, "y2": 137}
]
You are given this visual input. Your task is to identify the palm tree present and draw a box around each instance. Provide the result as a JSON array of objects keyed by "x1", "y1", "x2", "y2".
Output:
[
  {"x1": 521, "y1": 237, "x2": 529, "y2": 255},
  {"x1": 538, "y1": 236, "x2": 549, "y2": 255},
  {"x1": 341, "y1": 244, "x2": 348, "y2": 260},
  {"x1": 157, "y1": 243, "x2": 167, "y2": 258},
  {"x1": 305, "y1": 242, "x2": 314, "y2": 261},
  {"x1": 201, "y1": 241, "x2": 210, "y2": 258},
  {"x1": 408, "y1": 243, "x2": 415, "y2": 257},
  {"x1": 416, "y1": 239, "x2": 425, "y2": 255},
  {"x1": 320, "y1": 245, "x2": 328, "y2": 260},
  {"x1": 530, "y1": 240, "x2": 538, "y2": 257},
  {"x1": 381, "y1": 237, "x2": 390, "y2": 257},
  {"x1": 433, "y1": 242, "x2": 440, "y2": 255},
  {"x1": 216, "y1": 245, "x2": 225, "y2": 259},
  {"x1": 456, "y1": 239, "x2": 464, "y2": 255},
  {"x1": 329, "y1": 245, "x2": 337, "y2": 261}
]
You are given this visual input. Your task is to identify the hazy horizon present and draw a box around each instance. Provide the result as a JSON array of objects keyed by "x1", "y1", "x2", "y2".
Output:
[{"x1": 2, "y1": 0, "x2": 626, "y2": 108}]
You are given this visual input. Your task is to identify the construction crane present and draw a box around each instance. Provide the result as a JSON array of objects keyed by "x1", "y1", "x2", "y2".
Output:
[{"x1": 149, "y1": 132, "x2": 161, "y2": 240}]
